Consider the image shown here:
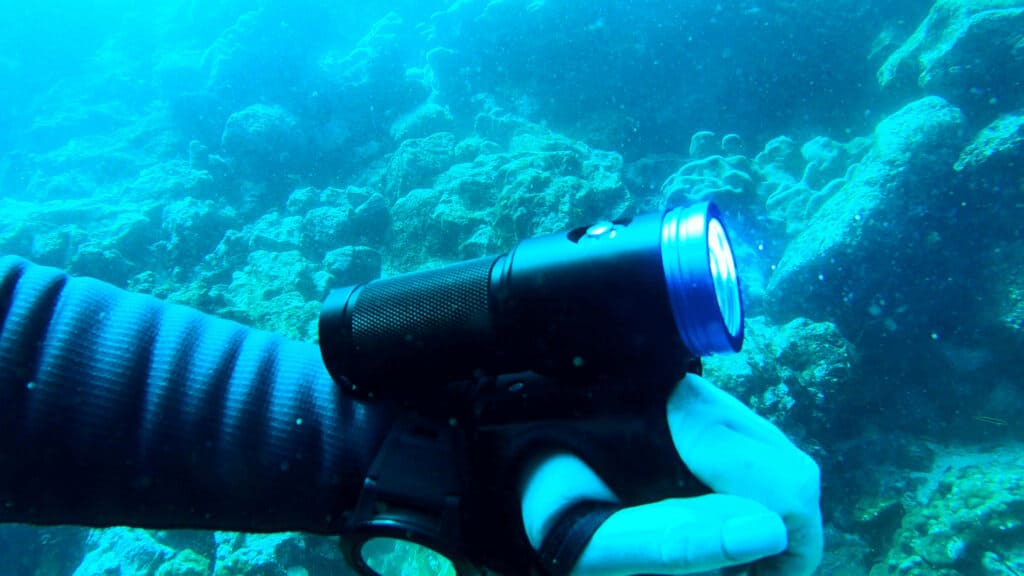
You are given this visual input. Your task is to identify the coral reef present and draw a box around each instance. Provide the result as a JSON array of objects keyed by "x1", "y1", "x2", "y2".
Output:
[
  {"x1": 660, "y1": 132, "x2": 759, "y2": 206},
  {"x1": 703, "y1": 316, "x2": 855, "y2": 452},
  {"x1": 73, "y1": 528, "x2": 175, "y2": 576},
  {"x1": 66, "y1": 529, "x2": 343, "y2": 576},
  {"x1": 756, "y1": 135, "x2": 872, "y2": 237},
  {"x1": 868, "y1": 445, "x2": 1024, "y2": 576},
  {"x1": 387, "y1": 113, "x2": 631, "y2": 272}
]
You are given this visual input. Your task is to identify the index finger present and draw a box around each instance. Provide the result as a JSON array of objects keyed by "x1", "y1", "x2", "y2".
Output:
[
  {"x1": 669, "y1": 373, "x2": 800, "y2": 454},
  {"x1": 666, "y1": 373, "x2": 823, "y2": 576},
  {"x1": 667, "y1": 372, "x2": 820, "y2": 505}
]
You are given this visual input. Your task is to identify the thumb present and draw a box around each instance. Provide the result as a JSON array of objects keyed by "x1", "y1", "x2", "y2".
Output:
[
  {"x1": 574, "y1": 495, "x2": 788, "y2": 576},
  {"x1": 521, "y1": 452, "x2": 788, "y2": 576}
]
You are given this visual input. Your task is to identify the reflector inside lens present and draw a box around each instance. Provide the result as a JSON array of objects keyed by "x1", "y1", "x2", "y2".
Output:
[
  {"x1": 707, "y1": 217, "x2": 742, "y2": 340},
  {"x1": 661, "y1": 202, "x2": 743, "y2": 355}
]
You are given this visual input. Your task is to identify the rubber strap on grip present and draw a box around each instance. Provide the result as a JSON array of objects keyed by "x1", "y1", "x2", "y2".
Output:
[{"x1": 537, "y1": 499, "x2": 621, "y2": 576}]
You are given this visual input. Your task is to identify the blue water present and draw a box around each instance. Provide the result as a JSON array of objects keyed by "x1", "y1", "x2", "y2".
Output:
[{"x1": 2, "y1": 1, "x2": 1022, "y2": 575}]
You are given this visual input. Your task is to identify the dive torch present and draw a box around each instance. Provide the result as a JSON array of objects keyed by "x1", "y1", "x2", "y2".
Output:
[{"x1": 318, "y1": 201, "x2": 744, "y2": 576}]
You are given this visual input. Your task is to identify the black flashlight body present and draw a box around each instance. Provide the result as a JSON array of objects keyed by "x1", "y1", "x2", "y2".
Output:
[{"x1": 319, "y1": 210, "x2": 694, "y2": 411}]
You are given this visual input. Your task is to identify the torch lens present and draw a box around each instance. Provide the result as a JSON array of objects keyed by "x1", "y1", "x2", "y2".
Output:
[
  {"x1": 707, "y1": 217, "x2": 742, "y2": 340},
  {"x1": 661, "y1": 203, "x2": 743, "y2": 356}
]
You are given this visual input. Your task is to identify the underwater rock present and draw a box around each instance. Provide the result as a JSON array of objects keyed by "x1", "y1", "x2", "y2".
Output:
[
  {"x1": 473, "y1": 109, "x2": 530, "y2": 149},
  {"x1": 659, "y1": 133, "x2": 766, "y2": 250},
  {"x1": 212, "y1": 532, "x2": 308, "y2": 576},
  {"x1": 389, "y1": 187, "x2": 463, "y2": 272},
  {"x1": 212, "y1": 249, "x2": 319, "y2": 338},
  {"x1": 201, "y1": 9, "x2": 307, "y2": 103},
  {"x1": 981, "y1": 240, "x2": 1024, "y2": 337},
  {"x1": 188, "y1": 140, "x2": 231, "y2": 180},
  {"x1": 870, "y1": 444, "x2": 1024, "y2": 575},
  {"x1": 387, "y1": 157, "x2": 507, "y2": 272},
  {"x1": 156, "y1": 549, "x2": 210, "y2": 576},
  {"x1": 311, "y1": 12, "x2": 429, "y2": 152},
  {"x1": 248, "y1": 212, "x2": 305, "y2": 254},
  {"x1": 386, "y1": 117, "x2": 631, "y2": 272},
  {"x1": 17, "y1": 105, "x2": 186, "y2": 202},
  {"x1": 425, "y1": 0, "x2": 892, "y2": 157},
  {"x1": 769, "y1": 318, "x2": 854, "y2": 418},
  {"x1": 67, "y1": 214, "x2": 156, "y2": 286},
  {"x1": 391, "y1": 102, "x2": 456, "y2": 142},
  {"x1": 153, "y1": 197, "x2": 240, "y2": 265},
  {"x1": 452, "y1": 135, "x2": 503, "y2": 164},
  {"x1": 0, "y1": 193, "x2": 207, "y2": 288},
  {"x1": 0, "y1": 199, "x2": 97, "y2": 269},
  {"x1": 817, "y1": 526, "x2": 874, "y2": 576},
  {"x1": 316, "y1": 12, "x2": 419, "y2": 92},
  {"x1": 302, "y1": 205, "x2": 358, "y2": 254},
  {"x1": 124, "y1": 160, "x2": 216, "y2": 202},
  {"x1": 381, "y1": 132, "x2": 458, "y2": 201},
  {"x1": 954, "y1": 110, "x2": 1024, "y2": 172},
  {"x1": 702, "y1": 315, "x2": 854, "y2": 443},
  {"x1": 853, "y1": 492, "x2": 906, "y2": 545},
  {"x1": 878, "y1": 0, "x2": 1024, "y2": 116},
  {"x1": 314, "y1": 11, "x2": 427, "y2": 104},
  {"x1": 825, "y1": 430, "x2": 939, "y2": 561},
  {"x1": 424, "y1": 46, "x2": 460, "y2": 97},
  {"x1": 297, "y1": 187, "x2": 390, "y2": 258},
  {"x1": 18, "y1": 224, "x2": 87, "y2": 268},
  {"x1": 73, "y1": 527, "x2": 174, "y2": 576},
  {"x1": 220, "y1": 104, "x2": 309, "y2": 181},
  {"x1": 239, "y1": 184, "x2": 391, "y2": 266},
  {"x1": 495, "y1": 129, "x2": 629, "y2": 243},
  {"x1": 766, "y1": 96, "x2": 966, "y2": 328},
  {"x1": 319, "y1": 245, "x2": 382, "y2": 294}
]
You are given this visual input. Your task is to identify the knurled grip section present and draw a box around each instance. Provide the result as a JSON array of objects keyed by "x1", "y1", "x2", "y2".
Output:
[{"x1": 349, "y1": 256, "x2": 496, "y2": 355}]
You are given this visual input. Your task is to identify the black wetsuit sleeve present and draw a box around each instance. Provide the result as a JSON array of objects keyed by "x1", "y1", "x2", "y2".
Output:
[{"x1": 0, "y1": 255, "x2": 392, "y2": 534}]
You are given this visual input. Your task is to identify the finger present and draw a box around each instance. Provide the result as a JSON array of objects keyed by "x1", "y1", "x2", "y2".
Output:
[
  {"x1": 668, "y1": 372, "x2": 800, "y2": 453},
  {"x1": 573, "y1": 495, "x2": 787, "y2": 576},
  {"x1": 667, "y1": 373, "x2": 820, "y2": 506},
  {"x1": 667, "y1": 374, "x2": 823, "y2": 575},
  {"x1": 520, "y1": 451, "x2": 619, "y2": 551},
  {"x1": 520, "y1": 452, "x2": 789, "y2": 576}
]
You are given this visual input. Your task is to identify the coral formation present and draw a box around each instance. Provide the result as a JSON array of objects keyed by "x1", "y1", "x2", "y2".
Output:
[{"x1": 868, "y1": 445, "x2": 1024, "y2": 576}]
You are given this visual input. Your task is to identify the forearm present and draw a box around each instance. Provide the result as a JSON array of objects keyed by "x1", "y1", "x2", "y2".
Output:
[{"x1": 0, "y1": 255, "x2": 391, "y2": 533}]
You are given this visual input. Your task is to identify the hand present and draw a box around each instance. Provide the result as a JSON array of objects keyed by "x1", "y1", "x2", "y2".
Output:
[{"x1": 520, "y1": 373, "x2": 823, "y2": 576}]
